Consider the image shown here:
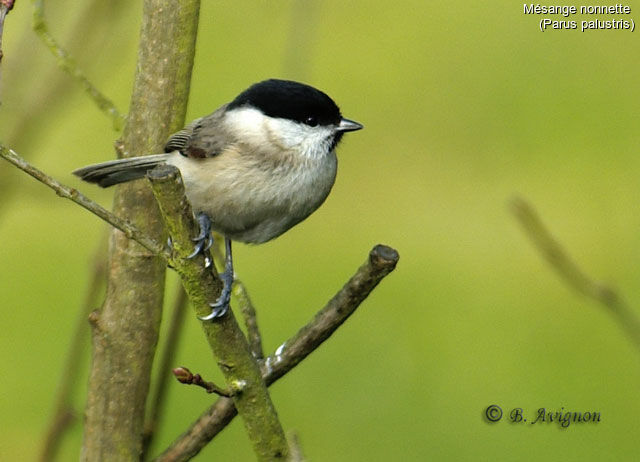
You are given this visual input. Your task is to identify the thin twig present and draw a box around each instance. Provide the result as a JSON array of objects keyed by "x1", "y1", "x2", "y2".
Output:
[
  {"x1": 5, "y1": 0, "x2": 127, "y2": 148},
  {"x1": 233, "y1": 280, "x2": 264, "y2": 359},
  {"x1": 1, "y1": 0, "x2": 126, "y2": 221},
  {"x1": 142, "y1": 286, "x2": 189, "y2": 459},
  {"x1": 510, "y1": 196, "x2": 640, "y2": 351},
  {"x1": 172, "y1": 367, "x2": 232, "y2": 397},
  {"x1": 0, "y1": 143, "x2": 169, "y2": 259},
  {"x1": 0, "y1": 1, "x2": 15, "y2": 61},
  {"x1": 153, "y1": 244, "x2": 399, "y2": 462},
  {"x1": 287, "y1": 431, "x2": 306, "y2": 462},
  {"x1": 0, "y1": 0, "x2": 15, "y2": 89},
  {"x1": 39, "y1": 236, "x2": 107, "y2": 462},
  {"x1": 31, "y1": 0, "x2": 125, "y2": 130}
]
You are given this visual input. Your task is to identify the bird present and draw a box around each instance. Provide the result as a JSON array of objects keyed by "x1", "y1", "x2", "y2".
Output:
[{"x1": 74, "y1": 78, "x2": 363, "y2": 320}]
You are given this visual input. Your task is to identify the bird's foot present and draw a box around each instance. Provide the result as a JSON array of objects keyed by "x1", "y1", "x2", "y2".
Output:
[
  {"x1": 188, "y1": 212, "x2": 214, "y2": 267},
  {"x1": 168, "y1": 213, "x2": 234, "y2": 321},
  {"x1": 199, "y1": 269, "x2": 234, "y2": 320},
  {"x1": 199, "y1": 237, "x2": 234, "y2": 321}
]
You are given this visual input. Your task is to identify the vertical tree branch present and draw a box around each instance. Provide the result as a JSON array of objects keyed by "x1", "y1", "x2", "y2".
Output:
[{"x1": 81, "y1": 1, "x2": 200, "y2": 460}]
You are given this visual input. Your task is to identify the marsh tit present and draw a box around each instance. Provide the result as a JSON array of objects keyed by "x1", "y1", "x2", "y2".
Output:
[{"x1": 74, "y1": 79, "x2": 363, "y2": 319}]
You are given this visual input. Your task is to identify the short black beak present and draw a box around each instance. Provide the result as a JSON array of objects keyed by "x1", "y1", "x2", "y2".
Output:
[{"x1": 337, "y1": 118, "x2": 363, "y2": 132}]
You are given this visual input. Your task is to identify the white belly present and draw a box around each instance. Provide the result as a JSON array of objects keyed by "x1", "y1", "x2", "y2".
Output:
[{"x1": 168, "y1": 150, "x2": 338, "y2": 243}]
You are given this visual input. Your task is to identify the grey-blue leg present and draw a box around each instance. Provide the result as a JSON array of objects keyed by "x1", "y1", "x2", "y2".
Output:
[
  {"x1": 200, "y1": 237, "x2": 234, "y2": 320},
  {"x1": 189, "y1": 212, "x2": 214, "y2": 258}
]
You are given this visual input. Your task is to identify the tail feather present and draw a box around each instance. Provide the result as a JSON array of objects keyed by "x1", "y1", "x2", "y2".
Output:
[{"x1": 73, "y1": 153, "x2": 172, "y2": 188}]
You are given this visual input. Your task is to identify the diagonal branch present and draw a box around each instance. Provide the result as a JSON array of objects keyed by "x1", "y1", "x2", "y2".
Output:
[
  {"x1": 31, "y1": 0, "x2": 125, "y2": 130},
  {"x1": 0, "y1": 143, "x2": 168, "y2": 258},
  {"x1": 154, "y1": 243, "x2": 399, "y2": 462},
  {"x1": 510, "y1": 196, "x2": 640, "y2": 352},
  {"x1": 147, "y1": 164, "x2": 290, "y2": 461}
]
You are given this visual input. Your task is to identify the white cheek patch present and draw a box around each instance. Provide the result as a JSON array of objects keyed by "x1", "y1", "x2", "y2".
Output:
[
  {"x1": 223, "y1": 107, "x2": 269, "y2": 146},
  {"x1": 224, "y1": 106, "x2": 335, "y2": 160}
]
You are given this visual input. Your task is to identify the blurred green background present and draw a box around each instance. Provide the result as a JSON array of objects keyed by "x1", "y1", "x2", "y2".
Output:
[{"x1": 2, "y1": 1, "x2": 640, "y2": 460}]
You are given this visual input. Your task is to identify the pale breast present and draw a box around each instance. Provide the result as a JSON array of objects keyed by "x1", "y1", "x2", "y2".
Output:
[{"x1": 168, "y1": 148, "x2": 338, "y2": 243}]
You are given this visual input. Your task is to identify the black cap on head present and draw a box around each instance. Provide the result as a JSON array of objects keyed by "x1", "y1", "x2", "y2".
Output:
[{"x1": 228, "y1": 79, "x2": 342, "y2": 127}]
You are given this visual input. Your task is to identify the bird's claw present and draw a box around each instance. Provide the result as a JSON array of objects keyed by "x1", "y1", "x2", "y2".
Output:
[
  {"x1": 192, "y1": 212, "x2": 212, "y2": 241},
  {"x1": 167, "y1": 215, "x2": 213, "y2": 261},
  {"x1": 188, "y1": 212, "x2": 214, "y2": 259},
  {"x1": 187, "y1": 234, "x2": 213, "y2": 259},
  {"x1": 199, "y1": 270, "x2": 234, "y2": 320},
  {"x1": 199, "y1": 237, "x2": 234, "y2": 322},
  {"x1": 170, "y1": 213, "x2": 234, "y2": 322}
]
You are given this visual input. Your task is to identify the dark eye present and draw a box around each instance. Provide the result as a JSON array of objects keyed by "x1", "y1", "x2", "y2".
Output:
[{"x1": 304, "y1": 116, "x2": 318, "y2": 127}]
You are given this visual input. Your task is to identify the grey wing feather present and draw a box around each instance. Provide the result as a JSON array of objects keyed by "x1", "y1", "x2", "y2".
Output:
[
  {"x1": 164, "y1": 105, "x2": 232, "y2": 159},
  {"x1": 164, "y1": 118, "x2": 203, "y2": 153}
]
